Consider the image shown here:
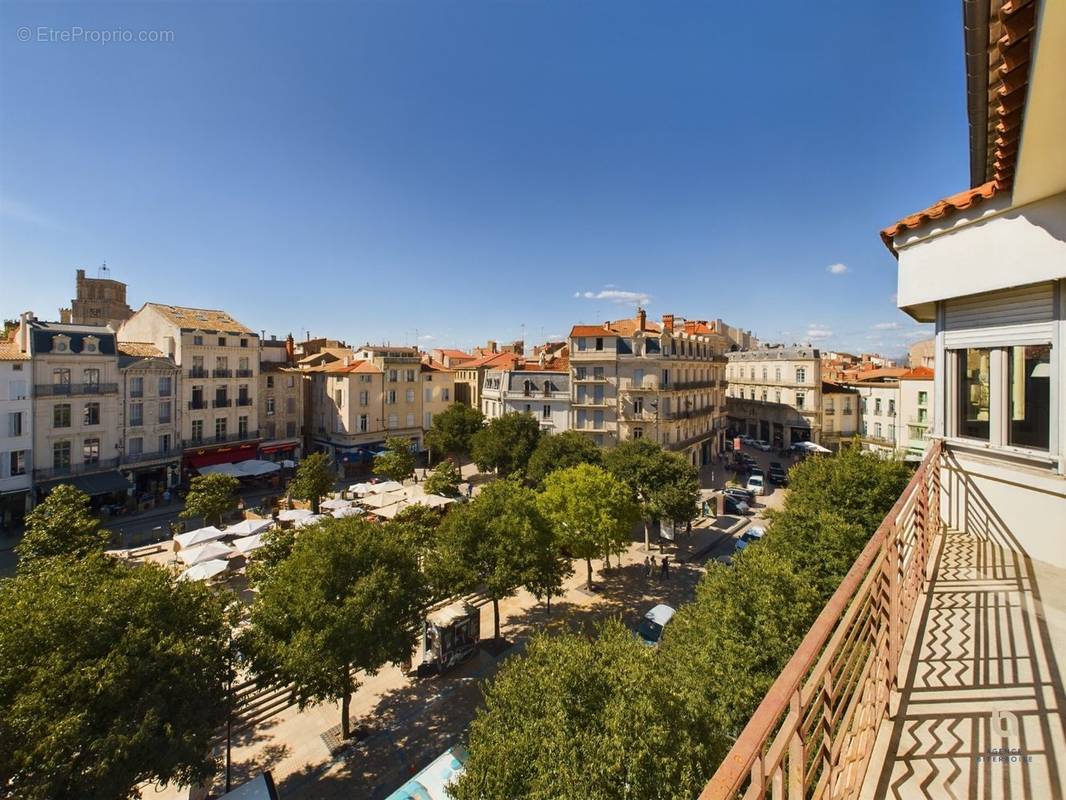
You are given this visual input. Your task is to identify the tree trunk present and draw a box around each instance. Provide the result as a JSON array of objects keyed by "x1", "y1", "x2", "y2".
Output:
[
  {"x1": 546, "y1": 593, "x2": 552, "y2": 616},
  {"x1": 340, "y1": 664, "x2": 352, "y2": 739},
  {"x1": 585, "y1": 557, "x2": 593, "y2": 590},
  {"x1": 492, "y1": 597, "x2": 500, "y2": 641},
  {"x1": 644, "y1": 519, "x2": 651, "y2": 552}
]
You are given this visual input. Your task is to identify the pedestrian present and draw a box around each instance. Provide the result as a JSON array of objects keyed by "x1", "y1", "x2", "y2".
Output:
[
  {"x1": 644, "y1": 555, "x2": 652, "y2": 578},
  {"x1": 660, "y1": 555, "x2": 670, "y2": 580}
]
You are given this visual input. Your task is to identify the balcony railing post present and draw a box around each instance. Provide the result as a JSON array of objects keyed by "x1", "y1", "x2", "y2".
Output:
[
  {"x1": 887, "y1": 523, "x2": 901, "y2": 708},
  {"x1": 788, "y1": 692, "x2": 804, "y2": 799}
]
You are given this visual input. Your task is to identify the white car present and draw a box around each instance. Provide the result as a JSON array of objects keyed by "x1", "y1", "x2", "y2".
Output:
[
  {"x1": 754, "y1": 440, "x2": 772, "y2": 451},
  {"x1": 734, "y1": 525, "x2": 766, "y2": 553},
  {"x1": 746, "y1": 474, "x2": 767, "y2": 496},
  {"x1": 636, "y1": 603, "x2": 676, "y2": 647}
]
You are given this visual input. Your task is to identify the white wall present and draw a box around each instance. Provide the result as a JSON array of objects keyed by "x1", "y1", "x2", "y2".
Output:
[{"x1": 0, "y1": 361, "x2": 32, "y2": 494}]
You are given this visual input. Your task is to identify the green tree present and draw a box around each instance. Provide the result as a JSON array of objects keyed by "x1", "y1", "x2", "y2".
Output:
[
  {"x1": 242, "y1": 518, "x2": 426, "y2": 740},
  {"x1": 245, "y1": 526, "x2": 298, "y2": 588},
  {"x1": 423, "y1": 458, "x2": 462, "y2": 497},
  {"x1": 373, "y1": 437, "x2": 416, "y2": 483},
  {"x1": 525, "y1": 430, "x2": 603, "y2": 488},
  {"x1": 425, "y1": 403, "x2": 484, "y2": 461},
  {"x1": 17, "y1": 484, "x2": 111, "y2": 567},
  {"x1": 430, "y1": 480, "x2": 552, "y2": 640},
  {"x1": 180, "y1": 472, "x2": 239, "y2": 527},
  {"x1": 605, "y1": 439, "x2": 698, "y2": 551},
  {"x1": 288, "y1": 451, "x2": 335, "y2": 514},
  {"x1": 470, "y1": 412, "x2": 542, "y2": 477},
  {"x1": 449, "y1": 621, "x2": 706, "y2": 800},
  {"x1": 0, "y1": 555, "x2": 231, "y2": 799},
  {"x1": 538, "y1": 464, "x2": 638, "y2": 589},
  {"x1": 389, "y1": 504, "x2": 446, "y2": 569}
]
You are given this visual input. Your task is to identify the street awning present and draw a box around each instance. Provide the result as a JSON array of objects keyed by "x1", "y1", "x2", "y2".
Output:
[
  {"x1": 177, "y1": 540, "x2": 235, "y2": 566},
  {"x1": 277, "y1": 508, "x2": 314, "y2": 522},
  {"x1": 174, "y1": 525, "x2": 227, "y2": 549},
  {"x1": 180, "y1": 559, "x2": 230, "y2": 582},
  {"x1": 224, "y1": 518, "x2": 275, "y2": 537},
  {"x1": 41, "y1": 471, "x2": 129, "y2": 497},
  {"x1": 367, "y1": 481, "x2": 403, "y2": 494}
]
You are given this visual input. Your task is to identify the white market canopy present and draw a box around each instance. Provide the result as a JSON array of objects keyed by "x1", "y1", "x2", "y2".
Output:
[
  {"x1": 232, "y1": 533, "x2": 268, "y2": 555},
  {"x1": 198, "y1": 460, "x2": 281, "y2": 478},
  {"x1": 794, "y1": 441, "x2": 832, "y2": 454},
  {"x1": 367, "y1": 480, "x2": 403, "y2": 494},
  {"x1": 174, "y1": 526, "x2": 227, "y2": 549},
  {"x1": 278, "y1": 508, "x2": 315, "y2": 522},
  {"x1": 224, "y1": 518, "x2": 275, "y2": 537},
  {"x1": 331, "y1": 506, "x2": 365, "y2": 519},
  {"x1": 179, "y1": 559, "x2": 230, "y2": 582},
  {"x1": 177, "y1": 540, "x2": 235, "y2": 566},
  {"x1": 295, "y1": 513, "x2": 328, "y2": 528},
  {"x1": 349, "y1": 482, "x2": 375, "y2": 495},
  {"x1": 361, "y1": 490, "x2": 407, "y2": 509},
  {"x1": 320, "y1": 498, "x2": 353, "y2": 511}
]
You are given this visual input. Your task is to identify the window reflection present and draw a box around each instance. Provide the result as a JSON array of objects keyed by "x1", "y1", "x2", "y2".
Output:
[
  {"x1": 958, "y1": 348, "x2": 990, "y2": 440},
  {"x1": 1008, "y1": 345, "x2": 1050, "y2": 449}
]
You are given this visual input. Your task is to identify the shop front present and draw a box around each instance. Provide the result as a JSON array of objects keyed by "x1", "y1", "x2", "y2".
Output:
[
  {"x1": 259, "y1": 439, "x2": 302, "y2": 464},
  {"x1": 183, "y1": 442, "x2": 259, "y2": 485}
]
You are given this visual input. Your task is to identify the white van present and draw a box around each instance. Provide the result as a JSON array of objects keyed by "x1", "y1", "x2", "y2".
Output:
[{"x1": 746, "y1": 474, "x2": 767, "y2": 496}]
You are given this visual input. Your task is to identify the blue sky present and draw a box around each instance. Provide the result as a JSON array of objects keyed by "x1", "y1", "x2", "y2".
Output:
[{"x1": 1, "y1": 1, "x2": 965, "y2": 356}]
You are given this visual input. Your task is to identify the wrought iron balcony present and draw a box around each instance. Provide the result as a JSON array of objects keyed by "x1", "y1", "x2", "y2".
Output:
[
  {"x1": 33, "y1": 457, "x2": 121, "y2": 480},
  {"x1": 236, "y1": 397, "x2": 254, "y2": 406},
  {"x1": 212, "y1": 398, "x2": 232, "y2": 408},
  {"x1": 35, "y1": 383, "x2": 118, "y2": 396},
  {"x1": 212, "y1": 369, "x2": 233, "y2": 378},
  {"x1": 182, "y1": 430, "x2": 260, "y2": 449},
  {"x1": 236, "y1": 369, "x2": 254, "y2": 378},
  {"x1": 618, "y1": 376, "x2": 660, "y2": 391},
  {"x1": 188, "y1": 368, "x2": 208, "y2": 378},
  {"x1": 188, "y1": 400, "x2": 208, "y2": 410},
  {"x1": 121, "y1": 448, "x2": 182, "y2": 465}
]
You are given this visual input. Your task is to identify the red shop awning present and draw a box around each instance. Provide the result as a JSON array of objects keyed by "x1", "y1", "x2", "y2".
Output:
[
  {"x1": 259, "y1": 442, "x2": 298, "y2": 454},
  {"x1": 185, "y1": 444, "x2": 258, "y2": 468}
]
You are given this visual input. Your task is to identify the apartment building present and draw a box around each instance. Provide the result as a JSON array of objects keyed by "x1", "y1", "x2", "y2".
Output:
[
  {"x1": 568, "y1": 310, "x2": 727, "y2": 467},
  {"x1": 17, "y1": 315, "x2": 129, "y2": 504},
  {"x1": 820, "y1": 384, "x2": 860, "y2": 446},
  {"x1": 848, "y1": 373, "x2": 906, "y2": 456},
  {"x1": 453, "y1": 350, "x2": 522, "y2": 409},
  {"x1": 259, "y1": 334, "x2": 304, "y2": 463},
  {"x1": 898, "y1": 366, "x2": 935, "y2": 460},
  {"x1": 352, "y1": 345, "x2": 425, "y2": 449},
  {"x1": 0, "y1": 338, "x2": 32, "y2": 527},
  {"x1": 421, "y1": 361, "x2": 455, "y2": 431},
  {"x1": 481, "y1": 367, "x2": 570, "y2": 432},
  {"x1": 726, "y1": 346, "x2": 838, "y2": 448},
  {"x1": 309, "y1": 359, "x2": 384, "y2": 476},
  {"x1": 116, "y1": 342, "x2": 182, "y2": 493},
  {"x1": 118, "y1": 304, "x2": 261, "y2": 473}
]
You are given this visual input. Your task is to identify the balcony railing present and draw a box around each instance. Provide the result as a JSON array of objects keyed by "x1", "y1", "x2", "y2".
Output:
[
  {"x1": 666, "y1": 430, "x2": 714, "y2": 451},
  {"x1": 188, "y1": 368, "x2": 208, "y2": 378},
  {"x1": 212, "y1": 369, "x2": 233, "y2": 378},
  {"x1": 122, "y1": 448, "x2": 182, "y2": 465},
  {"x1": 182, "y1": 430, "x2": 260, "y2": 449},
  {"x1": 700, "y1": 440, "x2": 942, "y2": 800},
  {"x1": 236, "y1": 397, "x2": 254, "y2": 406},
  {"x1": 236, "y1": 369, "x2": 254, "y2": 378},
  {"x1": 35, "y1": 383, "x2": 118, "y2": 396},
  {"x1": 212, "y1": 398, "x2": 232, "y2": 408},
  {"x1": 618, "y1": 376, "x2": 660, "y2": 391},
  {"x1": 189, "y1": 400, "x2": 208, "y2": 410},
  {"x1": 670, "y1": 379, "x2": 717, "y2": 390},
  {"x1": 34, "y1": 457, "x2": 122, "y2": 480}
]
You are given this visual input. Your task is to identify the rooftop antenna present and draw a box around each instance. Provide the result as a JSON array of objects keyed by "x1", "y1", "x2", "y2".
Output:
[{"x1": 99, "y1": 261, "x2": 110, "y2": 279}]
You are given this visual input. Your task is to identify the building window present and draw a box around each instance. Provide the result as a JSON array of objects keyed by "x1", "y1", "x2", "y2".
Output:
[
  {"x1": 286, "y1": 397, "x2": 296, "y2": 413},
  {"x1": 129, "y1": 403, "x2": 143, "y2": 427},
  {"x1": 633, "y1": 427, "x2": 643, "y2": 439},
  {"x1": 407, "y1": 413, "x2": 415, "y2": 427},
  {"x1": 286, "y1": 421, "x2": 296, "y2": 437},
  {"x1": 54, "y1": 404, "x2": 71, "y2": 428},
  {"x1": 634, "y1": 397, "x2": 644, "y2": 414},
  {"x1": 83, "y1": 402, "x2": 100, "y2": 426},
  {"x1": 595, "y1": 337, "x2": 604, "y2": 351},
  {"x1": 796, "y1": 367, "x2": 806, "y2": 384},
  {"x1": 159, "y1": 434, "x2": 171, "y2": 453},
  {"x1": 888, "y1": 424, "x2": 895, "y2": 443},
  {"x1": 53, "y1": 441, "x2": 71, "y2": 469},
  {"x1": 543, "y1": 404, "x2": 551, "y2": 419},
  {"x1": 218, "y1": 336, "x2": 227, "y2": 346},
  {"x1": 1008, "y1": 344, "x2": 1050, "y2": 450},
  {"x1": 53, "y1": 368, "x2": 71, "y2": 388},
  {"x1": 576, "y1": 366, "x2": 587, "y2": 379},
  {"x1": 387, "y1": 390, "x2": 396, "y2": 404},
  {"x1": 267, "y1": 397, "x2": 276, "y2": 415},
  {"x1": 129, "y1": 376, "x2": 144, "y2": 398},
  {"x1": 239, "y1": 416, "x2": 249, "y2": 437},
  {"x1": 388, "y1": 414, "x2": 398, "y2": 429},
  {"x1": 215, "y1": 418, "x2": 227, "y2": 442},
  {"x1": 389, "y1": 369, "x2": 398, "y2": 382},
  {"x1": 406, "y1": 369, "x2": 416, "y2": 382},
  {"x1": 359, "y1": 414, "x2": 369, "y2": 432},
  {"x1": 267, "y1": 375, "x2": 275, "y2": 389},
  {"x1": 84, "y1": 368, "x2": 100, "y2": 388},
  {"x1": 287, "y1": 375, "x2": 295, "y2": 388},
  {"x1": 874, "y1": 423, "x2": 882, "y2": 439},
  {"x1": 775, "y1": 390, "x2": 781, "y2": 404},
  {"x1": 8, "y1": 411, "x2": 23, "y2": 437},
  {"x1": 406, "y1": 389, "x2": 415, "y2": 403},
  {"x1": 83, "y1": 438, "x2": 100, "y2": 464},
  {"x1": 593, "y1": 366, "x2": 604, "y2": 380},
  {"x1": 795, "y1": 392, "x2": 805, "y2": 410},
  {"x1": 10, "y1": 450, "x2": 26, "y2": 476},
  {"x1": 888, "y1": 399, "x2": 896, "y2": 416},
  {"x1": 193, "y1": 335, "x2": 204, "y2": 346},
  {"x1": 127, "y1": 437, "x2": 143, "y2": 457},
  {"x1": 425, "y1": 388, "x2": 433, "y2": 402},
  {"x1": 874, "y1": 398, "x2": 882, "y2": 414},
  {"x1": 159, "y1": 401, "x2": 172, "y2": 424},
  {"x1": 918, "y1": 391, "x2": 928, "y2": 406},
  {"x1": 191, "y1": 419, "x2": 204, "y2": 443},
  {"x1": 442, "y1": 388, "x2": 450, "y2": 401},
  {"x1": 775, "y1": 367, "x2": 781, "y2": 381},
  {"x1": 957, "y1": 348, "x2": 990, "y2": 441},
  {"x1": 265, "y1": 421, "x2": 276, "y2": 439},
  {"x1": 240, "y1": 339, "x2": 249, "y2": 348},
  {"x1": 159, "y1": 376, "x2": 172, "y2": 396},
  {"x1": 359, "y1": 390, "x2": 369, "y2": 406}
]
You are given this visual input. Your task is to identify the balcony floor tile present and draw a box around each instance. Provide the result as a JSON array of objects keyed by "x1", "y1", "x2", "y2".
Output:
[{"x1": 863, "y1": 532, "x2": 1066, "y2": 799}]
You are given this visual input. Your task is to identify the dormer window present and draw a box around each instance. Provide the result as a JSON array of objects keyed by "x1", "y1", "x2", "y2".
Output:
[
  {"x1": 52, "y1": 334, "x2": 71, "y2": 353},
  {"x1": 83, "y1": 335, "x2": 99, "y2": 354}
]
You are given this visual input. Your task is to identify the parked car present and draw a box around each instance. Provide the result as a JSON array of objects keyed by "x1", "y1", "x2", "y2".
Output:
[
  {"x1": 723, "y1": 486, "x2": 755, "y2": 504},
  {"x1": 769, "y1": 461, "x2": 783, "y2": 470},
  {"x1": 768, "y1": 466, "x2": 789, "y2": 486},
  {"x1": 754, "y1": 440, "x2": 772, "y2": 451},
  {"x1": 734, "y1": 525, "x2": 766, "y2": 552},
  {"x1": 636, "y1": 604, "x2": 676, "y2": 647},
  {"x1": 746, "y1": 474, "x2": 767, "y2": 496},
  {"x1": 723, "y1": 495, "x2": 751, "y2": 516},
  {"x1": 740, "y1": 434, "x2": 757, "y2": 446}
]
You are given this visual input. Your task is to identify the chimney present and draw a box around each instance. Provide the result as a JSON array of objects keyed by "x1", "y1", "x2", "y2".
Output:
[
  {"x1": 285, "y1": 333, "x2": 295, "y2": 365},
  {"x1": 662, "y1": 314, "x2": 674, "y2": 333},
  {"x1": 637, "y1": 307, "x2": 646, "y2": 331},
  {"x1": 19, "y1": 311, "x2": 33, "y2": 353},
  {"x1": 487, "y1": 339, "x2": 497, "y2": 354}
]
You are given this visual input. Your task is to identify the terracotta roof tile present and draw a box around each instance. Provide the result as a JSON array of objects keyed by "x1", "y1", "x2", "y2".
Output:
[
  {"x1": 0, "y1": 340, "x2": 29, "y2": 361},
  {"x1": 900, "y1": 366, "x2": 934, "y2": 380},
  {"x1": 142, "y1": 303, "x2": 255, "y2": 334},
  {"x1": 117, "y1": 341, "x2": 163, "y2": 358},
  {"x1": 880, "y1": 181, "x2": 1002, "y2": 254},
  {"x1": 457, "y1": 352, "x2": 522, "y2": 370}
]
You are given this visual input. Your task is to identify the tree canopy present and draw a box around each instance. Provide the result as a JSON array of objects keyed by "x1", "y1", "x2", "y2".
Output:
[
  {"x1": 525, "y1": 430, "x2": 603, "y2": 488},
  {"x1": 425, "y1": 403, "x2": 484, "y2": 460},
  {"x1": 242, "y1": 518, "x2": 426, "y2": 740},
  {"x1": 17, "y1": 484, "x2": 111, "y2": 568},
  {"x1": 470, "y1": 412, "x2": 542, "y2": 477},
  {"x1": 181, "y1": 472, "x2": 239, "y2": 527},
  {"x1": 605, "y1": 439, "x2": 699, "y2": 549},
  {"x1": 430, "y1": 480, "x2": 554, "y2": 639},
  {"x1": 373, "y1": 437, "x2": 416, "y2": 483},
  {"x1": 423, "y1": 458, "x2": 462, "y2": 498},
  {"x1": 0, "y1": 556, "x2": 231, "y2": 800},
  {"x1": 538, "y1": 464, "x2": 638, "y2": 588},
  {"x1": 448, "y1": 621, "x2": 707, "y2": 800},
  {"x1": 287, "y1": 451, "x2": 335, "y2": 514}
]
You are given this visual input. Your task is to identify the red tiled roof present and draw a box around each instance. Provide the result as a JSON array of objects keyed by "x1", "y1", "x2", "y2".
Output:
[
  {"x1": 436, "y1": 349, "x2": 472, "y2": 359},
  {"x1": 852, "y1": 367, "x2": 909, "y2": 382},
  {"x1": 880, "y1": 181, "x2": 1002, "y2": 254},
  {"x1": 117, "y1": 341, "x2": 164, "y2": 358},
  {"x1": 421, "y1": 361, "x2": 453, "y2": 373},
  {"x1": 458, "y1": 352, "x2": 522, "y2": 370},
  {"x1": 570, "y1": 325, "x2": 615, "y2": 337},
  {"x1": 0, "y1": 340, "x2": 29, "y2": 361},
  {"x1": 900, "y1": 366, "x2": 935, "y2": 380},
  {"x1": 324, "y1": 359, "x2": 381, "y2": 375}
]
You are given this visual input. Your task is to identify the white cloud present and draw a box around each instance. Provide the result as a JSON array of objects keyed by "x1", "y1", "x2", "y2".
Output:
[
  {"x1": 826, "y1": 263, "x2": 849, "y2": 275},
  {"x1": 575, "y1": 288, "x2": 651, "y2": 306},
  {"x1": 418, "y1": 334, "x2": 435, "y2": 341},
  {"x1": 806, "y1": 327, "x2": 833, "y2": 340},
  {"x1": 873, "y1": 322, "x2": 898, "y2": 330}
]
